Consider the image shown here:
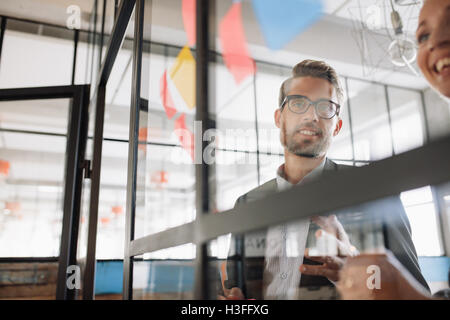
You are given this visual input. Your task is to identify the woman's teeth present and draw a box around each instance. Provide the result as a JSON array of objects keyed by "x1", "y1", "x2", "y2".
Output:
[{"x1": 435, "y1": 57, "x2": 450, "y2": 73}]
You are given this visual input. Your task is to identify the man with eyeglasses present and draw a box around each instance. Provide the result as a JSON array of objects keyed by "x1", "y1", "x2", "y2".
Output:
[{"x1": 219, "y1": 60, "x2": 428, "y2": 300}]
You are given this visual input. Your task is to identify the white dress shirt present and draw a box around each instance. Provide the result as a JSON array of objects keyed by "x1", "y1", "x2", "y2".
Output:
[{"x1": 263, "y1": 158, "x2": 326, "y2": 300}]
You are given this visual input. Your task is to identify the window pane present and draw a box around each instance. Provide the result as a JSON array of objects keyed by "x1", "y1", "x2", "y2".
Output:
[
  {"x1": 0, "y1": 97, "x2": 70, "y2": 257},
  {"x1": 347, "y1": 79, "x2": 393, "y2": 161},
  {"x1": 255, "y1": 63, "x2": 286, "y2": 155},
  {"x1": 259, "y1": 153, "x2": 283, "y2": 186},
  {"x1": 132, "y1": 246, "x2": 196, "y2": 300},
  {"x1": 134, "y1": 0, "x2": 196, "y2": 242},
  {"x1": 0, "y1": 20, "x2": 74, "y2": 88},
  {"x1": 216, "y1": 150, "x2": 259, "y2": 211},
  {"x1": 403, "y1": 203, "x2": 443, "y2": 256},
  {"x1": 388, "y1": 87, "x2": 425, "y2": 154},
  {"x1": 401, "y1": 186, "x2": 444, "y2": 257},
  {"x1": 328, "y1": 79, "x2": 353, "y2": 161}
]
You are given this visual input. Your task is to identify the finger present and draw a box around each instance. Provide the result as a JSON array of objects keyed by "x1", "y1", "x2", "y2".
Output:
[
  {"x1": 311, "y1": 215, "x2": 338, "y2": 236},
  {"x1": 304, "y1": 255, "x2": 344, "y2": 269},
  {"x1": 312, "y1": 215, "x2": 353, "y2": 247},
  {"x1": 315, "y1": 229, "x2": 355, "y2": 257},
  {"x1": 218, "y1": 295, "x2": 227, "y2": 300},
  {"x1": 228, "y1": 287, "x2": 245, "y2": 300},
  {"x1": 300, "y1": 264, "x2": 340, "y2": 282}
]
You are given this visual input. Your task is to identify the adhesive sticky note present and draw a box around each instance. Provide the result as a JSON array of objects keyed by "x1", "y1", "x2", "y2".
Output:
[
  {"x1": 170, "y1": 45, "x2": 196, "y2": 109},
  {"x1": 219, "y1": 1, "x2": 256, "y2": 84},
  {"x1": 159, "y1": 70, "x2": 177, "y2": 119},
  {"x1": 251, "y1": 0, "x2": 323, "y2": 50},
  {"x1": 182, "y1": 0, "x2": 196, "y2": 46}
]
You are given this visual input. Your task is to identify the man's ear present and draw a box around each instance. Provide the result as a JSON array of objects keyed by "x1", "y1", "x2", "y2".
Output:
[
  {"x1": 333, "y1": 117, "x2": 342, "y2": 136},
  {"x1": 274, "y1": 108, "x2": 281, "y2": 128}
]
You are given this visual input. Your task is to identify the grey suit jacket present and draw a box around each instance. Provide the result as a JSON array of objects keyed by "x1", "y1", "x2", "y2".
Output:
[{"x1": 224, "y1": 159, "x2": 429, "y2": 298}]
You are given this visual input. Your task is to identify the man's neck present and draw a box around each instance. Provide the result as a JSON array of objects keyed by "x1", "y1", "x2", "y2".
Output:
[{"x1": 283, "y1": 151, "x2": 326, "y2": 185}]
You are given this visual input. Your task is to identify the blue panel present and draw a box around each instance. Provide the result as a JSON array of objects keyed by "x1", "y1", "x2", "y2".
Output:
[
  {"x1": 418, "y1": 256, "x2": 450, "y2": 283},
  {"x1": 251, "y1": 0, "x2": 323, "y2": 50},
  {"x1": 94, "y1": 260, "x2": 195, "y2": 295},
  {"x1": 147, "y1": 263, "x2": 195, "y2": 293},
  {"x1": 95, "y1": 261, "x2": 123, "y2": 295}
]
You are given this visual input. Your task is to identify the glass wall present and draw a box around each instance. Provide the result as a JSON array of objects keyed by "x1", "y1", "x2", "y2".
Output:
[
  {"x1": 0, "y1": 98, "x2": 70, "y2": 257},
  {"x1": 1, "y1": 0, "x2": 448, "y2": 301}
]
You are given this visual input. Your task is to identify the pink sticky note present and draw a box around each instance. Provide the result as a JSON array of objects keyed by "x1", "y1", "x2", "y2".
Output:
[
  {"x1": 182, "y1": 0, "x2": 196, "y2": 46},
  {"x1": 159, "y1": 70, "x2": 177, "y2": 119},
  {"x1": 174, "y1": 113, "x2": 195, "y2": 161},
  {"x1": 219, "y1": 2, "x2": 256, "y2": 84}
]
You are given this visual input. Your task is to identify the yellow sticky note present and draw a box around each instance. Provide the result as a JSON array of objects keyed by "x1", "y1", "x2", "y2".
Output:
[{"x1": 170, "y1": 45, "x2": 196, "y2": 109}]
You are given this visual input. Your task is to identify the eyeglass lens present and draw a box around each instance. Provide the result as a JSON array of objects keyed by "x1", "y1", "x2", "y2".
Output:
[{"x1": 288, "y1": 97, "x2": 336, "y2": 118}]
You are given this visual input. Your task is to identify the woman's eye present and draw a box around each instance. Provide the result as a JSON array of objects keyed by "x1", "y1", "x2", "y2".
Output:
[{"x1": 417, "y1": 33, "x2": 429, "y2": 44}]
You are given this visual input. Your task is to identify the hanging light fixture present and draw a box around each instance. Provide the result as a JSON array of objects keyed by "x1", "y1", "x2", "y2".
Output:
[{"x1": 387, "y1": 0, "x2": 419, "y2": 75}]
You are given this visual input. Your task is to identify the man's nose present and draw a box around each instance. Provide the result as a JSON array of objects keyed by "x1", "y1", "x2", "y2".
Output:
[{"x1": 303, "y1": 103, "x2": 319, "y2": 122}]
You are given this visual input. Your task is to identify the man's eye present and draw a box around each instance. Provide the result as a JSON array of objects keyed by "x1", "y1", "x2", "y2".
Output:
[{"x1": 417, "y1": 33, "x2": 429, "y2": 44}]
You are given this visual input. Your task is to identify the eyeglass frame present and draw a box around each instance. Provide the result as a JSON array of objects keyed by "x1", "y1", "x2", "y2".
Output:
[{"x1": 279, "y1": 94, "x2": 341, "y2": 119}]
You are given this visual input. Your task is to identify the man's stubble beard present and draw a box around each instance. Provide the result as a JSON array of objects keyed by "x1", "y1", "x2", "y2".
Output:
[{"x1": 281, "y1": 122, "x2": 332, "y2": 158}]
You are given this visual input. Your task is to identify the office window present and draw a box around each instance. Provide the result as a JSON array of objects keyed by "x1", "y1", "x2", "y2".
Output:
[
  {"x1": 347, "y1": 79, "x2": 393, "y2": 161},
  {"x1": 0, "y1": 20, "x2": 74, "y2": 88},
  {"x1": 328, "y1": 78, "x2": 354, "y2": 162},
  {"x1": 400, "y1": 186, "x2": 444, "y2": 256},
  {"x1": 0, "y1": 99, "x2": 70, "y2": 257},
  {"x1": 387, "y1": 87, "x2": 425, "y2": 154}
]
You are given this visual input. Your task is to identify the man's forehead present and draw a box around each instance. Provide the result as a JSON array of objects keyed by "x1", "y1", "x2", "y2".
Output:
[{"x1": 287, "y1": 77, "x2": 335, "y2": 99}]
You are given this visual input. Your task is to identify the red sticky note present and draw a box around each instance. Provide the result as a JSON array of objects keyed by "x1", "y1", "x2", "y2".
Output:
[
  {"x1": 174, "y1": 113, "x2": 195, "y2": 161},
  {"x1": 219, "y1": 2, "x2": 256, "y2": 84},
  {"x1": 159, "y1": 70, "x2": 177, "y2": 119},
  {"x1": 182, "y1": 0, "x2": 196, "y2": 46}
]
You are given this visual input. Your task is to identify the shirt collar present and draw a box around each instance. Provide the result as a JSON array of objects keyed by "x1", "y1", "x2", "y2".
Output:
[{"x1": 276, "y1": 158, "x2": 327, "y2": 191}]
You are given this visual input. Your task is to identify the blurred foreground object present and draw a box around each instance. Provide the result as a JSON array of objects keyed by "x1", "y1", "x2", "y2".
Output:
[{"x1": 337, "y1": 251, "x2": 432, "y2": 300}]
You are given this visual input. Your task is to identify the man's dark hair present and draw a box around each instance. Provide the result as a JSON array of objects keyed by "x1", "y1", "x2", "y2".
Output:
[{"x1": 278, "y1": 59, "x2": 344, "y2": 108}]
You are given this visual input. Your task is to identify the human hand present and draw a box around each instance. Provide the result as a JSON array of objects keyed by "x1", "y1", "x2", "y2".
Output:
[
  {"x1": 299, "y1": 215, "x2": 358, "y2": 282},
  {"x1": 299, "y1": 250, "x2": 345, "y2": 282},
  {"x1": 336, "y1": 251, "x2": 432, "y2": 300},
  {"x1": 217, "y1": 287, "x2": 245, "y2": 300},
  {"x1": 310, "y1": 214, "x2": 358, "y2": 257}
]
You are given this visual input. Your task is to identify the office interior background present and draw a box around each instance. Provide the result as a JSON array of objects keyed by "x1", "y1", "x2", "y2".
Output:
[{"x1": 0, "y1": 0, "x2": 449, "y2": 300}]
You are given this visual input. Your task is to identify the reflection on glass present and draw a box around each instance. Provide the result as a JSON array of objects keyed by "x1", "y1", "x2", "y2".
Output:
[
  {"x1": 328, "y1": 79, "x2": 353, "y2": 161},
  {"x1": 0, "y1": 20, "x2": 74, "y2": 88},
  {"x1": 206, "y1": 194, "x2": 442, "y2": 300},
  {"x1": 400, "y1": 186, "x2": 443, "y2": 256},
  {"x1": 347, "y1": 79, "x2": 392, "y2": 161},
  {"x1": 215, "y1": 150, "x2": 258, "y2": 211},
  {"x1": 0, "y1": 99, "x2": 70, "y2": 257},
  {"x1": 387, "y1": 87, "x2": 425, "y2": 155},
  {"x1": 132, "y1": 245, "x2": 196, "y2": 300}
]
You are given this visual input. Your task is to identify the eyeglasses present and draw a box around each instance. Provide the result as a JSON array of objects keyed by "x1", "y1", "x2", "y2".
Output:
[{"x1": 280, "y1": 95, "x2": 340, "y2": 119}]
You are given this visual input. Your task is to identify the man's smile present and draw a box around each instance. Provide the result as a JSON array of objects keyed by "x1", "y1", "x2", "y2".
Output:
[{"x1": 298, "y1": 129, "x2": 319, "y2": 137}]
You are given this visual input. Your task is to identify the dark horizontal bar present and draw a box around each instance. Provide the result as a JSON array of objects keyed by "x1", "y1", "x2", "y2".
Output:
[
  {"x1": 129, "y1": 135, "x2": 450, "y2": 256},
  {"x1": 0, "y1": 85, "x2": 86, "y2": 101},
  {"x1": 0, "y1": 128, "x2": 66, "y2": 137},
  {"x1": 0, "y1": 257, "x2": 59, "y2": 263}
]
